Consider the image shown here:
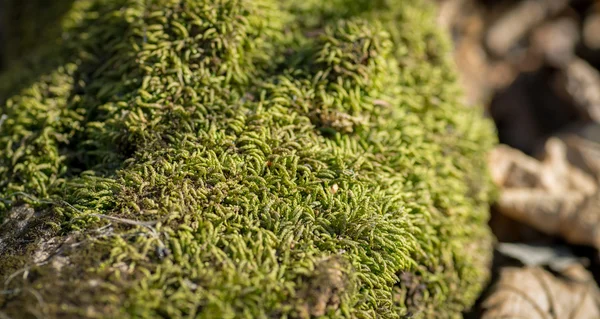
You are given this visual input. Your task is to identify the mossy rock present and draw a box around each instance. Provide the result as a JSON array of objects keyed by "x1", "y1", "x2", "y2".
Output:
[{"x1": 0, "y1": 0, "x2": 497, "y2": 318}]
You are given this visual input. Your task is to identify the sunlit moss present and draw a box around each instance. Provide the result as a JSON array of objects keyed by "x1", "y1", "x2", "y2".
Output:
[{"x1": 0, "y1": 0, "x2": 496, "y2": 318}]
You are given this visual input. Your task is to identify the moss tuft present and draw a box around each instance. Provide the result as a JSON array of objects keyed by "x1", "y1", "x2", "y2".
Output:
[{"x1": 0, "y1": 0, "x2": 496, "y2": 318}]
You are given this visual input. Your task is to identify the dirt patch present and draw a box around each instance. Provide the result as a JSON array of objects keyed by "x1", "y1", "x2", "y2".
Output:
[{"x1": 297, "y1": 256, "x2": 351, "y2": 318}]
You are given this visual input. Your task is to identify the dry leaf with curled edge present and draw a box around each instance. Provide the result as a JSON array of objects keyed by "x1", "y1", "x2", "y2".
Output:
[
  {"x1": 490, "y1": 138, "x2": 600, "y2": 248},
  {"x1": 558, "y1": 126, "x2": 600, "y2": 181},
  {"x1": 490, "y1": 138, "x2": 597, "y2": 194},
  {"x1": 485, "y1": 0, "x2": 569, "y2": 57},
  {"x1": 481, "y1": 266, "x2": 600, "y2": 319},
  {"x1": 555, "y1": 58, "x2": 600, "y2": 123}
]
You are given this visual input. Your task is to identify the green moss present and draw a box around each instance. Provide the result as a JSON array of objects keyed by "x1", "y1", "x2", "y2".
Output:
[{"x1": 0, "y1": 0, "x2": 496, "y2": 318}]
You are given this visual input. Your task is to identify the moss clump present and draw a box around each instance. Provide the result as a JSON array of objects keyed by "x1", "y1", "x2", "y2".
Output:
[{"x1": 0, "y1": 0, "x2": 496, "y2": 318}]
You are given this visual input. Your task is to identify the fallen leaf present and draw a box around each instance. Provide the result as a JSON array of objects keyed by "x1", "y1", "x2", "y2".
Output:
[
  {"x1": 490, "y1": 138, "x2": 596, "y2": 194},
  {"x1": 481, "y1": 266, "x2": 600, "y2": 319},
  {"x1": 555, "y1": 58, "x2": 600, "y2": 122},
  {"x1": 496, "y1": 243, "x2": 582, "y2": 272},
  {"x1": 489, "y1": 138, "x2": 600, "y2": 248},
  {"x1": 558, "y1": 126, "x2": 600, "y2": 181},
  {"x1": 499, "y1": 188, "x2": 600, "y2": 248},
  {"x1": 485, "y1": 0, "x2": 569, "y2": 56}
]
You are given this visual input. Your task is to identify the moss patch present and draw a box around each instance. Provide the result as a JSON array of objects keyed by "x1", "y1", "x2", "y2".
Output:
[{"x1": 0, "y1": 0, "x2": 496, "y2": 318}]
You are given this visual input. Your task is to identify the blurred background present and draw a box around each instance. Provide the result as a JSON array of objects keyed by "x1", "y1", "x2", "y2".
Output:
[
  {"x1": 438, "y1": 0, "x2": 600, "y2": 153},
  {"x1": 1, "y1": 0, "x2": 600, "y2": 317},
  {"x1": 437, "y1": 0, "x2": 600, "y2": 317}
]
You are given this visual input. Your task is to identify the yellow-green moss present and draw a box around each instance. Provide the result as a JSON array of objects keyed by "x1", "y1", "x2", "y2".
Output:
[{"x1": 0, "y1": 0, "x2": 496, "y2": 318}]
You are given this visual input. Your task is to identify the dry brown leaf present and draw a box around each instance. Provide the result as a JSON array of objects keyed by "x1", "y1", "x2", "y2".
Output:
[
  {"x1": 584, "y1": 12, "x2": 600, "y2": 51},
  {"x1": 555, "y1": 58, "x2": 600, "y2": 123},
  {"x1": 490, "y1": 138, "x2": 600, "y2": 248},
  {"x1": 560, "y1": 131, "x2": 600, "y2": 181},
  {"x1": 497, "y1": 189, "x2": 600, "y2": 248},
  {"x1": 489, "y1": 138, "x2": 597, "y2": 194},
  {"x1": 481, "y1": 266, "x2": 600, "y2": 319},
  {"x1": 485, "y1": 0, "x2": 569, "y2": 56},
  {"x1": 532, "y1": 18, "x2": 578, "y2": 67},
  {"x1": 437, "y1": 0, "x2": 467, "y2": 30}
]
